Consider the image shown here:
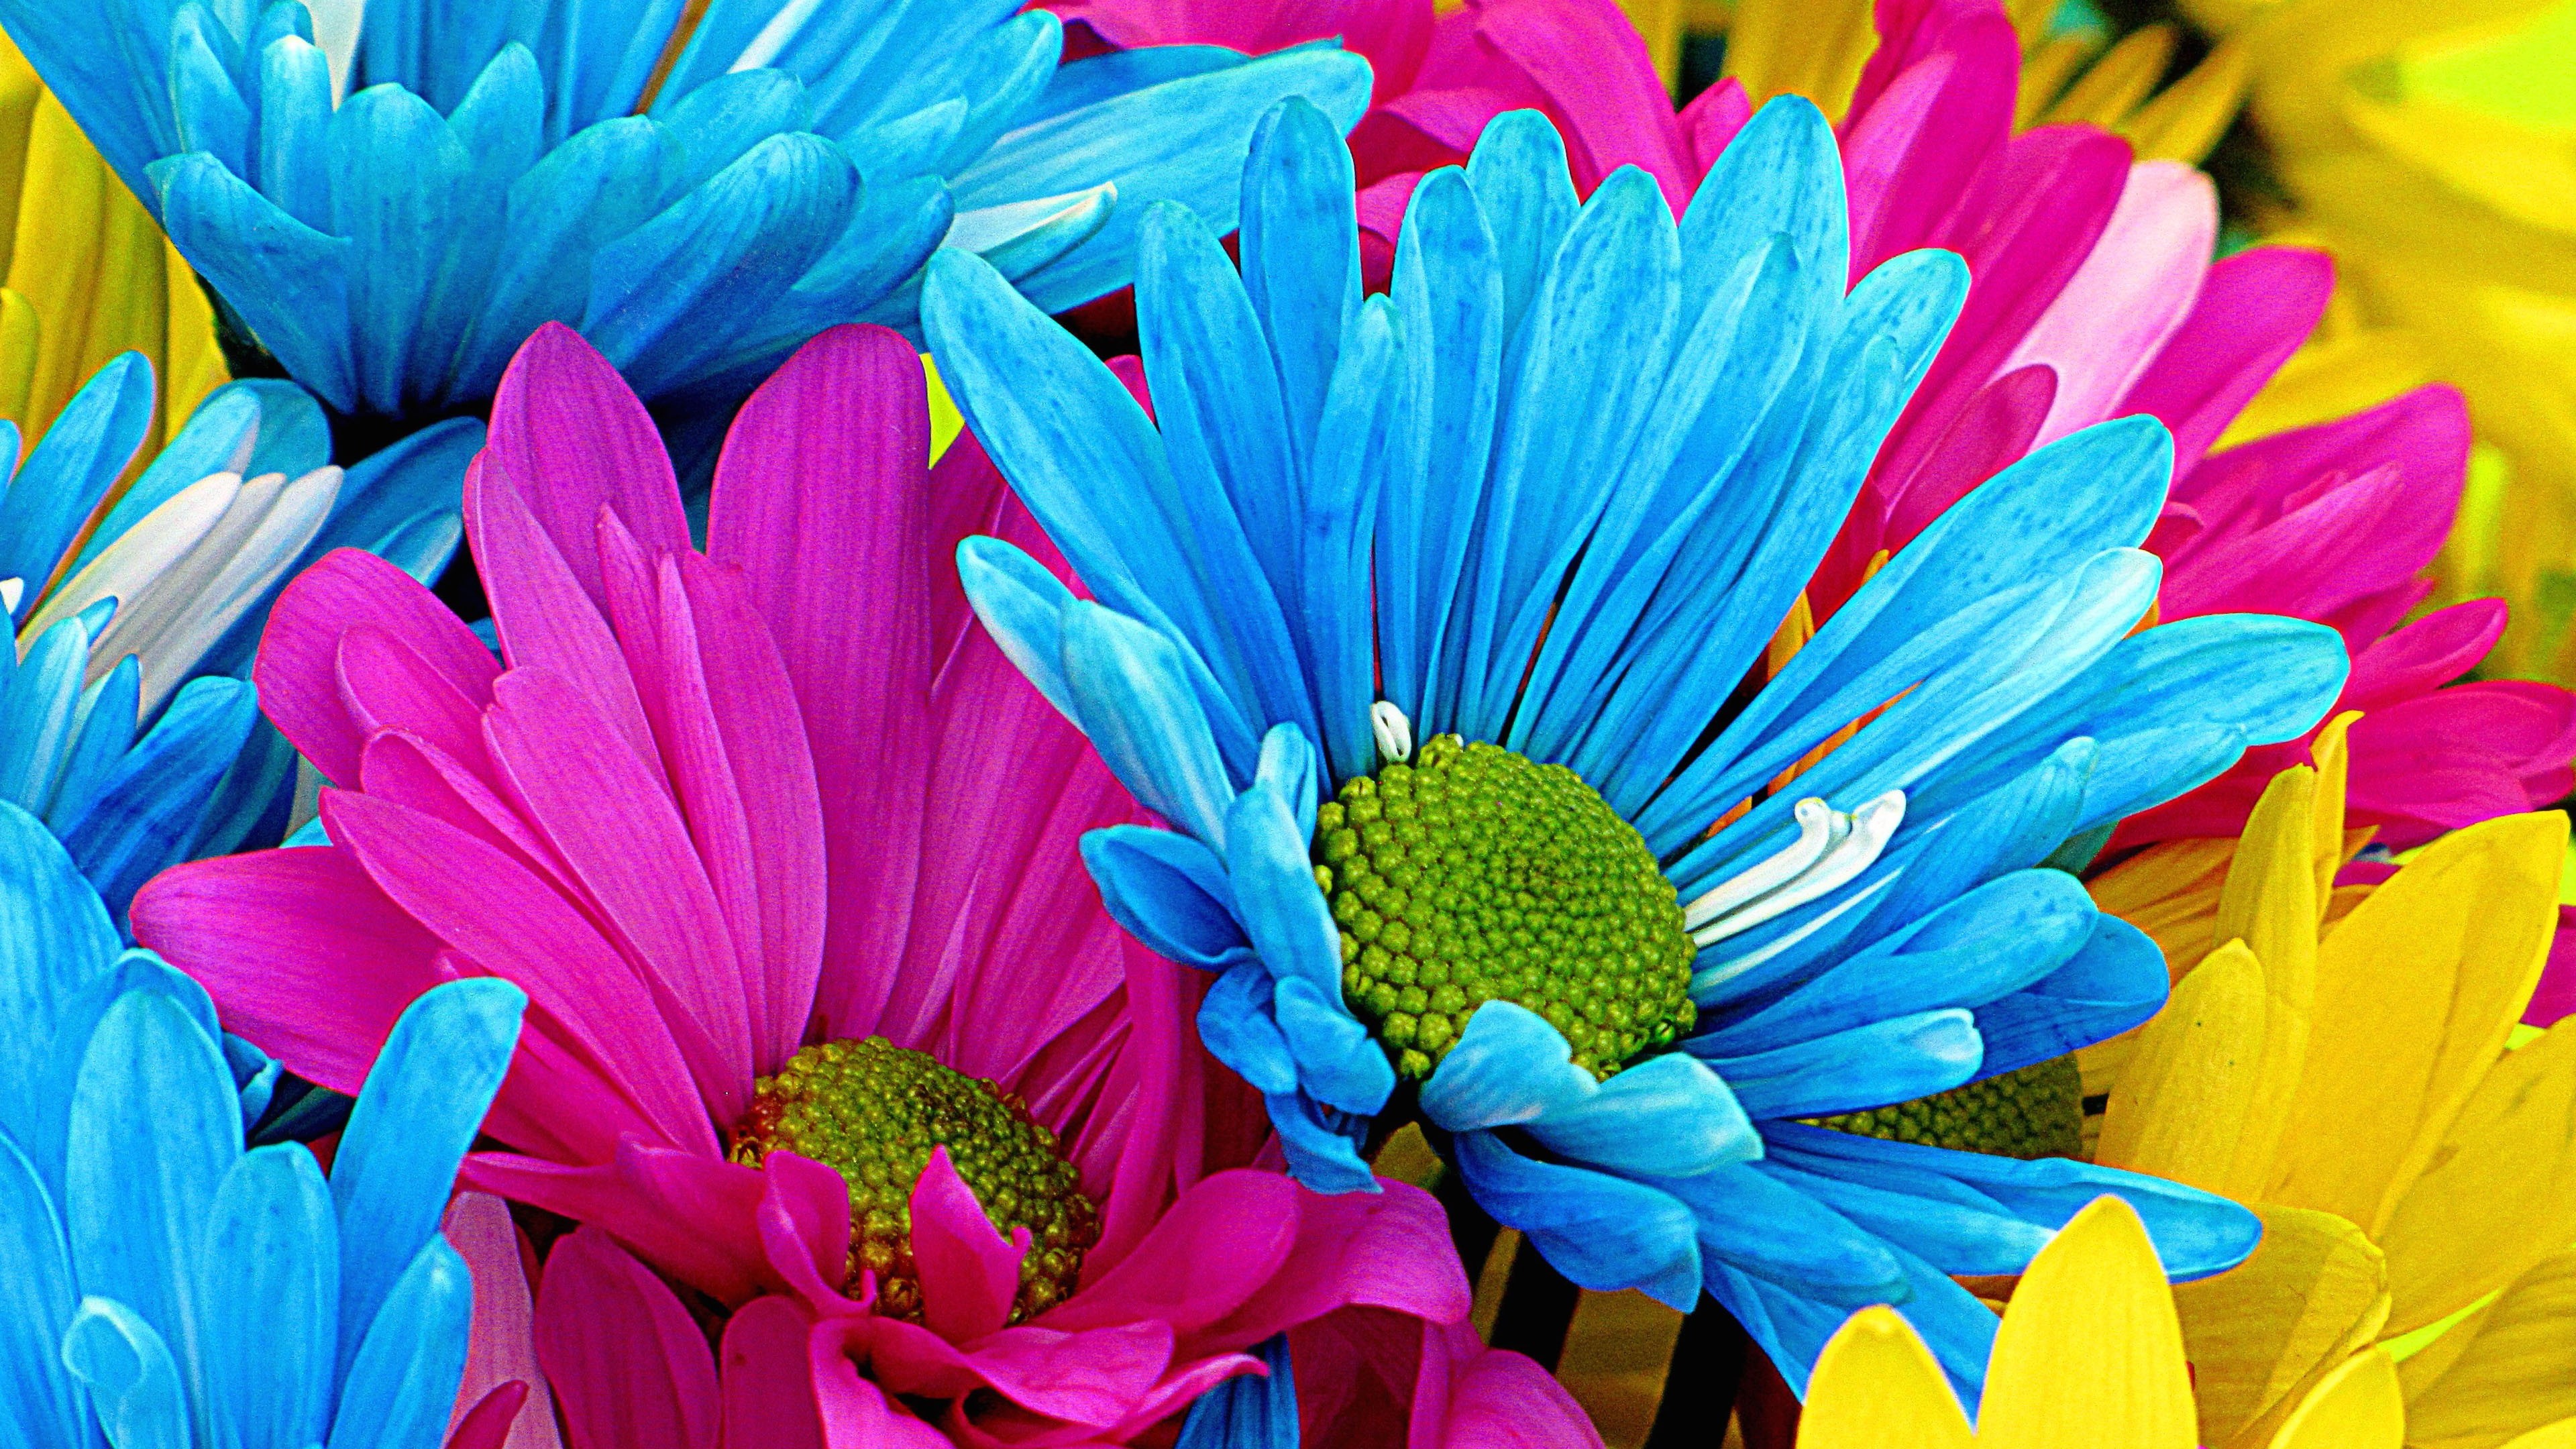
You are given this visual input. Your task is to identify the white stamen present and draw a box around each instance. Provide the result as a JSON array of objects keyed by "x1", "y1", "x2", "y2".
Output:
[
  {"x1": 1372, "y1": 700, "x2": 1414, "y2": 765},
  {"x1": 1683, "y1": 797, "x2": 1837, "y2": 932},
  {"x1": 1687, "y1": 790, "x2": 1907, "y2": 947}
]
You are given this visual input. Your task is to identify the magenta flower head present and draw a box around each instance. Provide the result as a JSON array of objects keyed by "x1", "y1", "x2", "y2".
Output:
[{"x1": 132, "y1": 322, "x2": 1478, "y2": 1442}]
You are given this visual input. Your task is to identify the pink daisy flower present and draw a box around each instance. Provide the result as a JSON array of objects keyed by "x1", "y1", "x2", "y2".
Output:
[
  {"x1": 133, "y1": 323, "x2": 1503, "y2": 1444},
  {"x1": 1043, "y1": 0, "x2": 2576, "y2": 851}
]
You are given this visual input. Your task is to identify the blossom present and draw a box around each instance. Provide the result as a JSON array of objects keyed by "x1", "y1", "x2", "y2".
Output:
[
  {"x1": 0, "y1": 34, "x2": 228, "y2": 455},
  {"x1": 136, "y1": 321, "x2": 1487, "y2": 1442},
  {"x1": 2091, "y1": 714, "x2": 2576, "y2": 1447},
  {"x1": 922, "y1": 94, "x2": 2341, "y2": 1395},
  {"x1": 0, "y1": 353, "x2": 478, "y2": 923},
  {"x1": 0, "y1": 0, "x2": 1373, "y2": 451},
  {"x1": 1050, "y1": 0, "x2": 2576, "y2": 853},
  {"x1": 1796, "y1": 1195, "x2": 2416, "y2": 1448},
  {"x1": 0, "y1": 798, "x2": 526, "y2": 1447}
]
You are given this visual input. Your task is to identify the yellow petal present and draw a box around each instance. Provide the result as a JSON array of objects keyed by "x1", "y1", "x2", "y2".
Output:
[
  {"x1": 2220, "y1": 324, "x2": 2437, "y2": 449},
  {"x1": 2208, "y1": 761, "x2": 2323, "y2": 1191},
  {"x1": 2096, "y1": 939, "x2": 2268, "y2": 1193},
  {"x1": 2121, "y1": 36, "x2": 2252, "y2": 164},
  {"x1": 2402, "y1": 1245, "x2": 2576, "y2": 1448},
  {"x1": 2377, "y1": 1019, "x2": 2576, "y2": 1336},
  {"x1": 922, "y1": 352, "x2": 963, "y2": 465},
  {"x1": 1798, "y1": 1305, "x2": 1973, "y2": 1449},
  {"x1": 2042, "y1": 24, "x2": 2177, "y2": 129},
  {"x1": 1976, "y1": 1197, "x2": 2196, "y2": 1449},
  {"x1": 2017, "y1": 35, "x2": 2098, "y2": 130},
  {"x1": 2501, "y1": 1421, "x2": 2576, "y2": 1449},
  {"x1": 2271, "y1": 812, "x2": 2565, "y2": 1230},
  {"x1": 2263, "y1": 1348, "x2": 2403, "y2": 1449},
  {"x1": 2306, "y1": 712, "x2": 2359, "y2": 910},
  {"x1": 1615, "y1": 0, "x2": 1684, "y2": 90},
  {"x1": 2175, "y1": 1205, "x2": 2392, "y2": 1449},
  {"x1": 1723, "y1": 0, "x2": 1878, "y2": 121},
  {"x1": 0, "y1": 286, "x2": 32, "y2": 429}
]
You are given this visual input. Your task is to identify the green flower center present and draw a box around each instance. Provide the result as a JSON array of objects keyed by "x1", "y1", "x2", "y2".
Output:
[
  {"x1": 1811, "y1": 1057, "x2": 2087, "y2": 1161},
  {"x1": 727, "y1": 1036, "x2": 1098, "y2": 1324},
  {"x1": 1313, "y1": 733, "x2": 1698, "y2": 1082}
]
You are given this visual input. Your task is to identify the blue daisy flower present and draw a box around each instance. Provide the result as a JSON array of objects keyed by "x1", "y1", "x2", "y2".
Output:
[
  {"x1": 920, "y1": 97, "x2": 2349, "y2": 1398},
  {"x1": 0, "y1": 0, "x2": 1371, "y2": 439},
  {"x1": 0, "y1": 801, "x2": 524, "y2": 1446},
  {"x1": 0, "y1": 352, "x2": 476, "y2": 924}
]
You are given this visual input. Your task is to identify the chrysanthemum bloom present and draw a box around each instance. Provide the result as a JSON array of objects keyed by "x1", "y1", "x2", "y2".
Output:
[
  {"x1": 922, "y1": 93, "x2": 2349, "y2": 1395},
  {"x1": 2089, "y1": 716, "x2": 2576, "y2": 1448},
  {"x1": 0, "y1": 34, "x2": 227, "y2": 455},
  {"x1": 1797, "y1": 1195, "x2": 2422, "y2": 1448},
  {"x1": 136, "y1": 321, "x2": 1501, "y2": 1441},
  {"x1": 0, "y1": 352, "x2": 478, "y2": 923},
  {"x1": 0, "y1": 0, "x2": 1371, "y2": 455},
  {"x1": 1040, "y1": 0, "x2": 2576, "y2": 853},
  {"x1": 0, "y1": 800, "x2": 527, "y2": 1447}
]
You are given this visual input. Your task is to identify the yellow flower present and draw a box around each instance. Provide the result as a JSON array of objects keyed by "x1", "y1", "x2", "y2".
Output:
[
  {"x1": 2087, "y1": 715, "x2": 2576, "y2": 1446},
  {"x1": 1794, "y1": 1193, "x2": 2411, "y2": 1448},
  {"x1": 0, "y1": 32, "x2": 225, "y2": 458}
]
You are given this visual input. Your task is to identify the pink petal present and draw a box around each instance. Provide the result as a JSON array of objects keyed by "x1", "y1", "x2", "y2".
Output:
[
  {"x1": 1422, "y1": 1320, "x2": 1602, "y2": 1448},
  {"x1": 705, "y1": 325, "x2": 942, "y2": 1044},
  {"x1": 910, "y1": 1147, "x2": 1030, "y2": 1344},
  {"x1": 254, "y1": 548, "x2": 500, "y2": 785},
  {"x1": 720, "y1": 1297, "x2": 826, "y2": 1449},
  {"x1": 1881, "y1": 362, "x2": 2056, "y2": 545},
  {"x1": 1839, "y1": 4, "x2": 2020, "y2": 276},
  {"x1": 2526, "y1": 907, "x2": 2576, "y2": 1029},
  {"x1": 535, "y1": 1226, "x2": 719, "y2": 1449},
  {"x1": 857, "y1": 1313, "x2": 1176, "y2": 1428},
  {"x1": 443, "y1": 1191, "x2": 561, "y2": 1449},
  {"x1": 1187, "y1": 1179, "x2": 1470, "y2": 1355},
  {"x1": 445, "y1": 1384, "x2": 529, "y2": 1449},
  {"x1": 340, "y1": 625, "x2": 495, "y2": 776},
  {"x1": 2002, "y1": 160, "x2": 2215, "y2": 445},
  {"x1": 2343, "y1": 600, "x2": 2508, "y2": 711},
  {"x1": 809, "y1": 1320, "x2": 952, "y2": 1449},
  {"x1": 2158, "y1": 462, "x2": 2416, "y2": 622},
  {"x1": 354, "y1": 731, "x2": 572, "y2": 894},
  {"x1": 1039, "y1": 1169, "x2": 1303, "y2": 1338},
  {"x1": 484, "y1": 322, "x2": 690, "y2": 609},
  {"x1": 472, "y1": 1142, "x2": 775, "y2": 1307},
  {"x1": 132, "y1": 847, "x2": 444, "y2": 1095},
  {"x1": 2119, "y1": 246, "x2": 2332, "y2": 474},
  {"x1": 322, "y1": 788, "x2": 714, "y2": 1153},
  {"x1": 482, "y1": 667, "x2": 755, "y2": 1124},
  {"x1": 466, "y1": 457, "x2": 665, "y2": 777},
  {"x1": 1676, "y1": 77, "x2": 1749, "y2": 176},
  {"x1": 757, "y1": 1150, "x2": 861, "y2": 1314}
]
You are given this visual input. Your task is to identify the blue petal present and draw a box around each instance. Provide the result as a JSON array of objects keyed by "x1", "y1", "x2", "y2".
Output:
[
  {"x1": 1080, "y1": 825, "x2": 1253, "y2": 972},
  {"x1": 1225, "y1": 781, "x2": 1391, "y2": 1114},
  {"x1": 1301, "y1": 294, "x2": 1400, "y2": 782},
  {"x1": 197, "y1": 1144, "x2": 337, "y2": 1449},
  {"x1": 152, "y1": 152, "x2": 358, "y2": 412},
  {"x1": 1700, "y1": 869, "x2": 2099, "y2": 1055},
  {"x1": 60, "y1": 1297, "x2": 188, "y2": 1449},
  {"x1": 954, "y1": 49, "x2": 1375, "y2": 313},
  {"x1": 1062, "y1": 602, "x2": 1241, "y2": 848},
  {"x1": 0, "y1": 615, "x2": 91, "y2": 815},
  {"x1": 1648, "y1": 1159, "x2": 1907, "y2": 1307},
  {"x1": 62, "y1": 676, "x2": 260, "y2": 924},
  {"x1": 1707, "y1": 1243, "x2": 1992, "y2": 1405},
  {"x1": 0, "y1": 802, "x2": 120, "y2": 1148},
  {"x1": 324, "y1": 1236, "x2": 474, "y2": 1449},
  {"x1": 586, "y1": 131, "x2": 861, "y2": 400},
  {"x1": 1128, "y1": 199, "x2": 1315, "y2": 744},
  {"x1": 1175, "y1": 1333, "x2": 1296, "y2": 1449},
  {"x1": 1699, "y1": 1009, "x2": 1984, "y2": 1121},
  {"x1": 1460, "y1": 111, "x2": 1578, "y2": 342},
  {"x1": 1380, "y1": 165, "x2": 1503, "y2": 726},
  {"x1": 329, "y1": 83, "x2": 476, "y2": 416},
  {"x1": 957, "y1": 536, "x2": 1080, "y2": 720},
  {"x1": 1021, "y1": 47, "x2": 1249, "y2": 128},
  {"x1": 67, "y1": 384, "x2": 260, "y2": 578},
  {"x1": 1272, "y1": 975, "x2": 1393, "y2": 1116},
  {"x1": 64, "y1": 989, "x2": 240, "y2": 1401},
  {"x1": 1420, "y1": 1004, "x2": 1755, "y2": 1178},
  {"x1": 1968, "y1": 915, "x2": 2167, "y2": 1080},
  {"x1": 1197, "y1": 965, "x2": 1301, "y2": 1096},
  {"x1": 44, "y1": 657, "x2": 141, "y2": 841},
  {"x1": 1676, "y1": 96, "x2": 1847, "y2": 307},
  {"x1": 1238, "y1": 97, "x2": 1358, "y2": 489},
  {"x1": 1762, "y1": 1122, "x2": 2264, "y2": 1281},
  {"x1": 1263, "y1": 1089, "x2": 1377, "y2": 1196},
  {"x1": 0, "y1": 353, "x2": 152, "y2": 613},
  {"x1": 329, "y1": 977, "x2": 523, "y2": 1381},
  {"x1": 1462, "y1": 165, "x2": 1679, "y2": 744},
  {"x1": 1450, "y1": 1129, "x2": 1701, "y2": 1309},
  {"x1": 257, "y1": 35, "x2": 337, "y2": 230},
  {"x1": 0, "y1": 1135, "x2": 88, "y2": 1448}
]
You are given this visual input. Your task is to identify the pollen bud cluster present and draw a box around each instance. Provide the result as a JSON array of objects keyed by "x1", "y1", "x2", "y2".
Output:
[
  {"x1": 1810, "y1": 1056, "x2": 2087, "y2": 1161},
  {"x1": 728, "y1": 1036, "x2": 1098, "y2": 1324},
  {"x1": 1313, "y1": 733, "x2": 1697, "y2": 1081}
]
